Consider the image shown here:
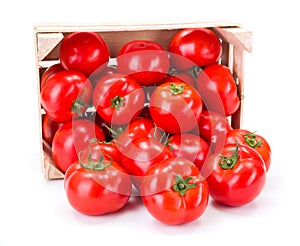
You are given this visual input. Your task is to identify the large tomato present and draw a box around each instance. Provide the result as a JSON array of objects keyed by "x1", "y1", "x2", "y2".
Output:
[
  {"x1": 197, "y1": 64, "x2": 240, "y2": 116},
  {"x1": 64, "y1": 147, "x2": 132, "y2": 216},
  {"x1": 93, "y1": 73, "x2": 145, "y2": 125},
  {"x1": 140, "y1": 157, "x2": 209, "y2": 225},
  {"x1": 52, "y1": 119, "x2": 106, "y2": 173},
  {"x1": 120, "y1": 137, "x2": 174, "y2": 188},
  {"x1": 168, "y1": 133, "x2": 210, "y2": 171},
  {"x1": 149, "y1": 81, "x2": 203, "y2": 134},
  {"x1": 117, "y1": 40, "x2": 170, "y2": 86},
  {"x1": 60, "y1": 32, "x2": 110, "y2": 76},
  {"x1": 40, "y1": 63, "x2": 64, "y2": 89},
  {"x1": 40, "y1": 70, "x2": 93, "y2": 122},
  {"x1": 168, "y1": 28, "x2": 222, "y2": 71},
  {"x1": 203, "y1": 143, "x2": 266, "y2": 206},
  {"x1": 224, "y1": 129, "x2": 271, "y2": 171}
]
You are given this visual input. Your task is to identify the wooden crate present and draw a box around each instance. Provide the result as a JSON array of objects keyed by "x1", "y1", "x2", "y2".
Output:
[{"x1": 34, "y1": 22, "x2": 252, "y2": 180}]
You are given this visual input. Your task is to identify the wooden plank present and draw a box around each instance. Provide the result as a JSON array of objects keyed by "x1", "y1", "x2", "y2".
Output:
[
  {"x1": 36, "y1": 33, "x2": 64, "y2": 61},
  {"x1": 231, "y1": 47, "x2": 245, "y2": 129}
]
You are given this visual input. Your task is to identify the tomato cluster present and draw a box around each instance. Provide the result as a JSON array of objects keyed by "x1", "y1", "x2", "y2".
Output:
[{"x1": 40, "y1": 29, "x2": 271, "y2": 225}]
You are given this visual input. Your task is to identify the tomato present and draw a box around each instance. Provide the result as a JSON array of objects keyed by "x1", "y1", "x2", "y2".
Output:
[
  {"x1": 168, "y1": 133, "x2": 210, "y2": 171},
  {"x1": 197, "y1": 64, "x2": 240, "y2": 116},
  {"x1": 93, "y1": 73, "x2": 145, "y2": 125},
  {"x1": 60, "y1": 32, "x2": 110, "y2": 76},
  {"x1": 42, "y1": 114, "x2": 64, "y2": 145},
  {"x1": 194, "y1": 110, "x2": 232, "y2": 153},
  {"x1": 203, "y1": 143, "x2": 266, "y2": 206},
  {"x1": 140, "y1": 157, "x2": 209, "y2": 225},
  {"x1": 120, "y1": 137, "x2": 174, "y2": 188},
  {"x1": 41, "y1": 70, "x2": 93, "y2": 122},
  {"x1": 225, "y1": 129, "x2": 271, "y2": 171},
  {"x1": 117, "y1": 40, "x2": 170, "y2": 86},
  {"x1": 40, "y1": 63, "x2": 64, "y2": 89},
  {"x1": 168, "y1": 28, "x2": 222, "y2": 70},
  {"x1": 115, "y1": 117, "x2": 163, "y2": 150},
  {"x1": 52, "y1": 119, "x2": 106, "y2": 173},
  {"x1": 89, "y1": 65, "x2": 117, "y2": 87},
  {"x1": 64, "y1": 149, "x2": 132, "y2": 215},
  {"x1": 149, "y1": 81, "x2": 203, "y2": 134}
]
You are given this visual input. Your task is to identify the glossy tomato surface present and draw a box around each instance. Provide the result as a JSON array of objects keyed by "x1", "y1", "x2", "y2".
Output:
[
  {"x1": 117, "y1": 40, "x2": 169, "y2": 86},
  {"x1": 60, "y1": 32, "x2": 110, "y2": 76},
  {"x1": 140, "y1": 157, "x2": 209, "y2": 225}
]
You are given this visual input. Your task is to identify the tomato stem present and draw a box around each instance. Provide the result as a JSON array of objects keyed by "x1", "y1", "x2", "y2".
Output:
[
  {"x1": 244, "y1": 132, "x2": 262, "y2": 148},
  {"x1": 79, "y1": 145, "x2": 112, "y2": 171},
  {"x1": 71, "y1": 88, "x2": 90, "y2": 116},
  {"x1": 219, "y1": 142, "x2": 239, "y2": 169},
  {"x1": 110, "y1": 96, "x2": 124, "y2": 110},
  {"x1": 169, "y1": 83, "x2": 184, "y2": 95},
  {"x1": 173, "y1": 174, "x2": 196, "y2": 196}
]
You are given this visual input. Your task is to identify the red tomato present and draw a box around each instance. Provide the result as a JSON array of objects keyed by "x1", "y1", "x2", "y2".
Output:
[
  {"x1": 140, "y1": 157, "x2": 209, "y2": 225},
  {"x1": 41, "y1": 70, "x2": 93, "y2": 122},
  {"x1": 115, "y1": 117, "x2": 163, "y2": 150},
  {"x1": 194, "y1": 110, "x2": 232, "y2": 153},
  {"x1": 52, "y1": 119, "x2": 105, "y2": 173},
  {"x1": 168, "y1": 133, "x2": 210, "y2": 171},
  {"x1": 225, "y1": 129, "x2": 271, "y2": 171},
  {"x1": 149, "y1": 81, "x2": 203, "y2": 134},
  {"x1": 117, "y1": 40, "x2": 170, "y2": 86},
  {"x1": 120, "y1": 137, "x2": 174, "y2": 188},
  {"x1": 197, "y1": 64, "x2": 240, "y2": 116},
  {"x1": 203, "y1": 143, "x2": 266, "y2": 206},
  {"x1": 89, "y1": 65, "x2": 117, "y2": 87},
  {"x1": 42, "y1": 114, "x2": 64, "y2": 145},
  {"x1": 40, "y1": 63, "x2": 64, "y2": 89},
  {"x1": 93, "y1": 73, "x2": 145, "y2": 125},
  {"x1": 168, "y1": 28, "x2": 222, "y2": 70},
  {"x1": 64, "y1": 150, "x2": 132, "y2": 216},
  {"x1": 60, "y1": 32, "x2": 110, "y2": 76}
]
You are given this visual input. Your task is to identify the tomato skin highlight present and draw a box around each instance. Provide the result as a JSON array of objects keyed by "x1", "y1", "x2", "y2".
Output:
[
  {"x1": 140, "y1": 157, "x2": 209, "y2": 225},
  {"x1": 52, "y1": 119, "x2": 106, "y2": 173},
  {"x1": 60, "y1": 32, "x2": 110, "y2": 76},
  {"x1": 149, "y1": 81, "x2": 203, "y2": 134},
  {"x1": 203, "y1": 144, "x2": 266, "y2": 207}
]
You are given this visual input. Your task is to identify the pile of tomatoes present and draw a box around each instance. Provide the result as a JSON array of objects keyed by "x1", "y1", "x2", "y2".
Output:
[{"x1": 40, "y1": 28, "x2": 271, "y2": 225}]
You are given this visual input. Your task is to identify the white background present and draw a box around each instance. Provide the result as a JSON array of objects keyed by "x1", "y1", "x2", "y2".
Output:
[{"x1": 1, "y1": 0, "x2": 299, "y2": 245}]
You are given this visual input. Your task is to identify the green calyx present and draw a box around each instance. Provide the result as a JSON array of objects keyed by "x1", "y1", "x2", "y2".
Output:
[
  {"x1": 219, "y1": 143, "x2": 239, "y2": 170},
  {"x1": 79, "y1": 146, "x2": 112, "y2": 171},
  {"x1": 173, "y1": 174, "x2": 197, "y2": 196},
  {"x1": 169, "y1": 83, "x2": 185, "y2": 95},
  {"x1": 244, "y1": 132, "x2": 262, "y2": 148},
  {"x1": 110, "y1": 96, "x2": 124, "y2": 110}
]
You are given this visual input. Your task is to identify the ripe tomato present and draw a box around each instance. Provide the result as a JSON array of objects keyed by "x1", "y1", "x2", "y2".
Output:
[
  {"x1": 197, "y1": 64, "x2": 240, "y2": 116},
  {"x1": 115, "y1": 117, "x2": 163, "y2": 150},
  {"x1": 93, "y1": 73, "x2": 145, "y2": 125},
  {"x1": 225, "y1": 129, "x2": 271, "y2": 171},
  {"x1": 60, "y1": 32, "x2": 110, "y2": 76},
  {"x1": 203, "y1": 143, "x2": 266, "y2": 206},
  {"x1": 52, "y1": 119, "x2": 105, "y2": 173},
  {"x1": 64, "y1": 148, "x2": 132, "y2": 216},
  {"x1": 41, "y1": 70, "x2": 93, "y2": 122},
  {"x1": 140, "y1": 157, "x2": 209, "y2": 225},
  {"x1": 168, "y1": 28, "x2": 222, "y2": 70},
  {"x1": 158, "y1": 72, "x2": 196, "y2": 88},
  {"x1": 120, "y1": 137, "x2": 174, "y2": 188},
  {"x1": 117, "y1": 40, "x2": 170, "y2": 86},
  {"x1": 149, "y1": 81, "x2": 203, "y2": 134},
  {"x1": 42, "y1": 114, "x2": 64, "y2": 146},
  {"x1": 168, "y1": 133, "x2": 210, "y2": 171},
  {"x1": 40, "y1": 63, "x2": 64, "y2": 89},
  {"x1": 194, "y1": 110, "x2": 232, "y2": 153}
]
